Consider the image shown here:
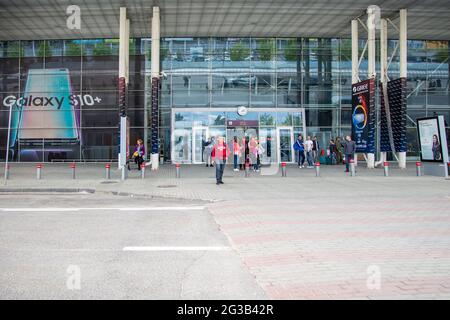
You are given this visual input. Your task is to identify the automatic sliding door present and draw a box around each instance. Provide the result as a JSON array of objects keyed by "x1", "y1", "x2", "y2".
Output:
[
  {"x1": 192, "y1": 127, "x2": 208, "y2": 164},
  {"x1": 278, "y1": 127, "x2": 294, "y2": 163}
]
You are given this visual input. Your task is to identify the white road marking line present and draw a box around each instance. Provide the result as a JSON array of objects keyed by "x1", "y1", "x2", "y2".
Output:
[
  {"x1": 0, "y1": 206, "x2": 205, "y2": 212},
  {"x1": 123, "y1": 246, "x2": 231, "y2": 252}
]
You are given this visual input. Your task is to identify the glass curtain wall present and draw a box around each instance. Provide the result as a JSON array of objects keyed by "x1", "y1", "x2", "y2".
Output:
[{"x1": 0, "y1": 38, "x2": 448, "y2": 161}]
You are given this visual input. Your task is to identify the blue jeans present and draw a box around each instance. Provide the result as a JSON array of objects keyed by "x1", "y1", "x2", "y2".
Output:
[
  {"x1": 215, "y1": 161, "x2": 226, "y2": 182},
  {"x1": 345, "y1": 154, "x2": 353, "y2": 172},
  {"x1": 306, "y1": 151, "x2": 314, "y2": 166},
  {"x1": 233, "y1": 155, "x2": 238, "y2": 169},
  {"x1": 297, "y1": 150, "x2": 305, "y2": 166}
]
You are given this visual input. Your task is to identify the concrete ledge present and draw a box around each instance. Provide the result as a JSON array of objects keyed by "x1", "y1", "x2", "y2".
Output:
[{"x1": 0, "y1": 187, "x2": 96, "y2": 194}]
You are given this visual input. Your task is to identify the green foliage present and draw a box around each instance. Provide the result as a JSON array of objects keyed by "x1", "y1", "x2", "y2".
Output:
[
  {"x1": 37, "y1": 42, "x2": 52, "y2": 57},
  {"x1": 230, "y1": 42, "x2": 250, "y2": 61},
  {"x1": 258, "y1": 40, "x2": 275, "y2": 61},
  {"x1": 284, "y1": 39, "x2": 299, "y2": 61},
  {"x1": 93, "y1": 42, "x2": 112, "y2": 55},
  {"x1": 434, "y1": 48, "x2": 449, "y2": 63},
  {"x1": 64, "y1": 42, "x2": 84, "y2": 56},
  {"x1": 5, "y1": 41, "x2": 23, "y2": 58}
]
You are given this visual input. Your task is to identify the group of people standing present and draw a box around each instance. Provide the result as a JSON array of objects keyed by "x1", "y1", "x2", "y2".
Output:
[
  {"x1": 293, "y1": 135, "x2": 321, "y2": 168},
  {"x1": 203, "y1": 135, "x2": 265, "y2": 185},
  {"x1": 294, "y1": 134, "x2": 356, "y2": 172}
]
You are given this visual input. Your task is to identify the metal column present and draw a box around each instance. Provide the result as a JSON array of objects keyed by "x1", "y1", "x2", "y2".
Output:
[
  {"x1": 366, "y1": 6, "x2": 376, "y2": 169},
  {"x1": 351, "y1": 20, "x2": 359, "y2": 85},
  {"x1": 398, "y1": 8, "x2": 407, "y2": 169},
  {"x1": 351, "y1": 19, "x2": 359, "y2": 167},
  {"x1": 150, "y1": 6, "x2": 160, "y2": 170},
  {"x1": 119, "y1": 7, "x2": 130, "y2": 180},
  {"x1": 376, "y1": 18, "x2": 388, "y2": 167}
]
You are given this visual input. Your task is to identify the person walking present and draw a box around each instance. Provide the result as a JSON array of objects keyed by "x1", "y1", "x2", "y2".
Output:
[
  {"x1": 293, "y1": 134, "x2": 305, "y2": 168},
  {"x1": 304, "y1": 136, "x2": 314, "y2": 168},
  {"x1": 132, "y1": 138, "x2": 145, "y2": 170},
  {"x1": 232, "y1": 136, "x2": 241, "y2": 171},
  {"x1": 312, "y1": 136, "x2": 320, "y2": 162},
  {"x1": 211, "y1": 136, "x2": 230, "y2": 185},
  {"x1": 342, "y1": 135, "x2": 356, "y2": 172}
]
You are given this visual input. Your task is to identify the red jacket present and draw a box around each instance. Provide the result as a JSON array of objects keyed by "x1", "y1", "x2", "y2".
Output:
[{"x1": 211, "y1": 143, "x2": 230, "y2": 161}]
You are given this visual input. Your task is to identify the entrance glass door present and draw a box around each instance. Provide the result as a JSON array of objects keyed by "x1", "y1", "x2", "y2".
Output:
[
  {"x1": 259, "y1": 127, "x2": 277, "y2": 164},
  {"x1": 277, "y1": 127, "x2": 294, "y2": 162},
  {"x1": 192, "y1": 127, "x2": 209, "y2": 164},
  {"x1": 227, "y1": 127, "x2": 258, "y2": 165}
]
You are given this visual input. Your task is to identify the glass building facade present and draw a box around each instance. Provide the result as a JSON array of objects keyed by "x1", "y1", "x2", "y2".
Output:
[{"x1": 0, "y1": 37, "x2": 448, "y2": 162}]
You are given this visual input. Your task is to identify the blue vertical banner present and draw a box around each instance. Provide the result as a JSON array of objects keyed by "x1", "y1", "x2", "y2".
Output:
[
  {"x1": 379, "y1": 77, "x2": 407, "y2": 152},
  {"x1": 351, "y1": 79, "x2": 376, "y2": 153}
]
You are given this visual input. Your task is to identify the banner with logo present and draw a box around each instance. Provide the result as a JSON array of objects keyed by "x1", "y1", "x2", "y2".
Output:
[
  {"x1": 379, "y1": 77, "x2": 407, "y2": 153},
  {"x1": 351, "y1": 79, "x2": 375, "y2": 153}
]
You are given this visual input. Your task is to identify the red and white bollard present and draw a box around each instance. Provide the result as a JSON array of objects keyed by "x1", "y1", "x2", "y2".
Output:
[
  {"x1": 105, "y1": 163, "x2": 111, "y2": 179},
  {"x1": 416, "y1": 162, "x2": 422, "y2": 177},
  {"x1": 36, "y1": 163, "x2": 43, "y2": 180},
  {"x1": 281, "y1": 162, "x2": 287, "y2": 177},
  {"x1": 70, "y1": 162, "x2": 76, "y2": 179},
  {"x1": 175, "y1": 163, "x2": 181, "y2": 178},
  {"x1": 383, "y1": 161, "x2": 389, "y2": 177},
  {"x1": 315, "y1": 162, "x2": 320, "y2": 177},
  {"x1": 141, "y1": 163, "x2": 146, "y2": 179},
  {"x1": 5, "y1": 164, "x2": 10, "y2": 180}
]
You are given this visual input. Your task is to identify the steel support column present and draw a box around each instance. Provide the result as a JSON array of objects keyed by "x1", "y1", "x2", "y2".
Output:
[
  {"x1": 398, "y1": 8, "x2": 407, "y2": 169},
  {"x1": 351, "y1": 20, "x2": 359, "y2": 167},
  {"x1": 366, "y1": 6, "x2": 376, "y2": 168},
  {"x1": 119, "y1": 7, "x2": 129, "y2": 179},
  {"x1": 376, "y1": 18, "x2": 388, "y2": 167},
  {"x1": 150, "y1": 6, "x2": 160, "y2": 170}
]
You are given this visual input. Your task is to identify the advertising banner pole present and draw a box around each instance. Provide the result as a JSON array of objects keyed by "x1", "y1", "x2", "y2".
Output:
[
  {"x1": 4, "y1": 104, "x2": 12, "y2": 185},
  {"x1": 150, "y1": 6, "x2": 161, "y2": 170}
]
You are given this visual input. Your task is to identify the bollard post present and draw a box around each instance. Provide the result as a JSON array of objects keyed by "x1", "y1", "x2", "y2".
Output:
[
  {"x1": 121, "y1": 165, "x2": 127, "y2": 181},
  {"x1": 281, "y1": 162, "x2": 287, "y2": 177},
  {"x1": 70, "y1": 162, "x2": 76, "y2": 179},
  {"x1": 105, "y1": 163, "x2": 111, "y2": 179},
  {"x1": 349, "y1": 159, "x2": 356, "y2": 177},
  {"x1": 141, "y1": 163, "x2": 146, "y2": 179},
  {"x1": 245, "y1": 162, "x2": 250, "y2": 177},
  {"x1": 315, "y1": 162, "x2": 320, "y2": 177},
  {"x1": 383, "y1": 161, "x2": 389, "y2": 177},
  {"x1": 416, "y1": 162, "x2": 421, "y2": 177},
  {"x1": 175, "y1": 163, "x2": 180, "y2": 178},
  {"x1": 5, "y1": 164, "x2": 10, "y2": 180},
  {"x1": 36, "y1": 163, "x2": 42, "y2": 180}
]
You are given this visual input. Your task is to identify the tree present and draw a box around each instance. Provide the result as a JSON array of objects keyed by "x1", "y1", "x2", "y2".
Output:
[
  {"x1": 37, "y1": 41, "x2": 52, "y2": 57},
  {"x1": 5, "y1": 41, "x2": 24, "y2": 58},
  {"x1": 258, "y1": 39, "x2": 275, "y2": 61},
  {"x1": 230, "y1": 42, "x2": 250, "y2": 61},
  {"x1": 93, "y1": 42, "x2": 112, "y2": 55},
  {"x1": 284, "y1": 39, "x2": 298, "y2": 62},
  {"x1": 64, "y1": 42, "x2": 84, "y2": 56}
]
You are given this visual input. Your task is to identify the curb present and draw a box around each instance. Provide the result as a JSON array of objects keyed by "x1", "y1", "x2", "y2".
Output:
[
  {"x1": 0, "y1": 187, "x2": 95, "y2": 194},
  {"x1": 0, "y1": 187, "x2": 218, "y2": 203}
]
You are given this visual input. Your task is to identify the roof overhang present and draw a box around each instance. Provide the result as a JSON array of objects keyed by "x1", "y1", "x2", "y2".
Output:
[{"x1": 0, "y1": 0, "x2": 449, "y2": 40}]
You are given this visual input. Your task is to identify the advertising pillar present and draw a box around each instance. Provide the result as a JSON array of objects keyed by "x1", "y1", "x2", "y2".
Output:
[
  {"x1": 352, "y1": 79, "x2": 376, "y2": 159},
  {"x1": 150, "y1": 6, "x2": 160, "y2": 170}
]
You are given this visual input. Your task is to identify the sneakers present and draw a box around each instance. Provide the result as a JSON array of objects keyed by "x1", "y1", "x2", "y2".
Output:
[{"x1": 233, "y1": 168, "x2": 239, "y2": 172}]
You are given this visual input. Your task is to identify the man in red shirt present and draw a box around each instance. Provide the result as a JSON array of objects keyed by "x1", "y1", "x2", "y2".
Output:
[{"x1": 211, "y1": 136, "x2": 230, "y2": 185}]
